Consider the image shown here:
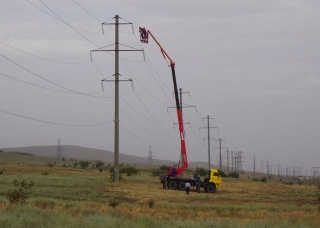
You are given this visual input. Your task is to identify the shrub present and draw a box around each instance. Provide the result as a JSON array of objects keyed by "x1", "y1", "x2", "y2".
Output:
[
  {"x1": 99, "y1": 167, "x2": 103, "y2": 172},
  {"x1": 151, "y1": 169, "x2": 164, "y2": 177},
  {"x1": 104, "y1": 164, "x2": 110, "y2": 171},
  {"x1": 198, "y1": 167, "x2": 207, "y2": 176},
  {"x1": 121, "y1": 166, "x2": 139, "y2": 176},
  {"x1": 73, "y1": 162, "x2": 78, "y2": 168},
  {"x1": 148, "y1": 199, "x2": 155, "y2": 208},
  {"x1": 219, "y1": 170, "x2": 227, "y2": 177},
  {"x1": 79, "y1": 161, "x2": 89, "y2": 169},
  {"x1": 228, "y1": 172, "x2": 239, "y2": 178},
  {"x1": 108, "y1": 166, "x2": 123, "y2": 182},
  {"x1": 252, "y1": 178, "x2": 259, "y2": 182},
  {"x1": 13, "y1": 179, "x2": 34, "y2": 189},
  {"x1": 6, "y1": 189, "x2": 27, "y2": 204},
  {"x1": 108, "y1": 198, "x2": 119, "y2": 208},
  {"x1": 47, "y1": 162, "x2": 56, "y2": 168},
  {"x1": 159, "y1": 165, "x2": 170, "y2": 172},
  {"x1": 95, "y1": 161, "x2": 105, "y2": 168},
  {"x1": 7, "y1": 179, "x2": 34, "y2": 204},
  {"x1": 260, "y1": 177, "x2": 267, "y2": 182}
]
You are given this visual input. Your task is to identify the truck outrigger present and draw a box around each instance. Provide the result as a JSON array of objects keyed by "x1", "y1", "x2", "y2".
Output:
[{"x1": 139, "y1": 27, "x2": 222, "y2": 193}]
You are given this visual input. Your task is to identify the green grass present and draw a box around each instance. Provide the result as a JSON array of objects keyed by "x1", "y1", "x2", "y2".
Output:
[
  {"x1": 0, "y1": 153, "x2": 320, "y2": 227},
  {"x1": 0, "y1": 204, "x2": 318, "y2": 228}
]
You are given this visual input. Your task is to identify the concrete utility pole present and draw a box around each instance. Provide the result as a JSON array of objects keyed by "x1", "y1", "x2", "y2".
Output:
[
  {"x1": 227, "y1": 149, "x2": 229, "y2": 172},
  {"x1": 219, "y1": 139, "x2": 227, "y2": 171},
  {"x1": 213, "y1": 139, "x2": 226, "y2": 171},
  {"x1": 237, "y1": 151, "x2": 244, "y2": 172},
  {"x1": 92, "y1": 15, "x2": 143, "y2": 183},
  {"x1": 114, "y1": 15, "x2": 120, "y2": 183},
  {"x1": 311, "y1": 167, "x2": 320, "y2": 184},
  {"x1": 231, "y1": 151, "x2": 234, "y2": 172},
  {"x1": 277, "y1": 165, "x2": 281, "y2": 177},
  {"x1": 253, "y1": 154, "x2": 256, "y2": 174},
  {"x1": 57, "y1": 139, "x2": 63, "y2": 159},
  {"x1": 219, "y1": 138, "x2": 222, "y2": 171},
  {"x1": 234, "y1": 152, "x2": 238, "y2": 172},
  {"x1": 200, "y1": 116, "x2": 218, "y2": 170},
  {"x1": 148, "y1": 145, "x2": 155, "y2": 166}
]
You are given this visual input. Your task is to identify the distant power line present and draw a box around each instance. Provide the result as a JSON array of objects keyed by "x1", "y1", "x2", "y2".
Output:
[
  {"x1": 0, "y1": 41, "x2": 91, "y2": 64},
  {"x1": 0, "y1": 108, "x2": 113, "y2": 127}
]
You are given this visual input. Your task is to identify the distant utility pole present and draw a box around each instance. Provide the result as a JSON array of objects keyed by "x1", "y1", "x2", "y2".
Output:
[
  {"x1": 227, "y1": 149, "x2": 229, "y2": 172},
  {"x1": 311, "y1": 167, "x2": 320, "y2": 184},
  {"x1": 266, "y1": 162, "x2": 274, "y2": 179},
  {"x1": 253, "y1": 154, "x2": 256, "y2": 174},
  {"x1": 234, "y1": 151, "x2": 238, "y2": 172},
  {"x1": 237, "y1": 151, "x2": 244, "y2": 172},
  {"x1": 293, "y1": 167, "x2": 298, "y2": 179},
  {"x1": 57, "y1": 139, "x2": 63, "y2": 159},
  {"x1": 277, "y1": 165, "x2": 281, "y2": 177},
  {"x1": 213, "y1": 139, "x2": 226, "y2": 171},
  {"x1": 231, "y1": 151, "x2": 234, "y2": 172},
  {"x1": 219, "y1": 139, "x2": 222, "y2": 171},
  {"x1": 148, "y1": 145, "x2": 155, "y2": 166},
  {"x1": 91, "y1": 15, "x2": 143, "y2": 183},
  {"x1": 200, "y1": 116, "x2": 218, "y2": 170}
]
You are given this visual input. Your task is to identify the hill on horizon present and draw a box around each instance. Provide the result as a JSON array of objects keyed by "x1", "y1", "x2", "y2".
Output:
[{"x1": 1, "y1": 145, "x2": 214, "y2": 169}]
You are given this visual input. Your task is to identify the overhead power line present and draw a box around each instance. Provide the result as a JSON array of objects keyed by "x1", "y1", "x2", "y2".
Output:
[
  {"x1": 0, "y1": 108, "x2": 113, "y2": 127},
  {"x1": 71, "y1": 0, "x2": 101, "y2": 23},
  {"x1": 26, "y1": 0, "x2": 102, "y2": 35},
  {"x1": 0, "y1": 40, "x2": 91, "y2": 64},
  {"x1": 38, "y1": 0, "x2": 100, "y2": 47},
  {"x1": 0, "y1": 72, "x2": 102, "y2": 95},
  {"x1": 0, "y1": 53, "x2": 110, "y2": 99}
]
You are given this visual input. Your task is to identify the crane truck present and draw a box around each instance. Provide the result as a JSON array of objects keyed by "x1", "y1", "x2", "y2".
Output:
[{"x1": 139, "y1": 27, "x2": 222, "y2": 193}]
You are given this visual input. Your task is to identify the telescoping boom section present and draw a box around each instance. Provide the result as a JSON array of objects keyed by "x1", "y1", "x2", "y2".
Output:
[{"x1": 139, "y1": 27, "x2": 188, "y2": 175}]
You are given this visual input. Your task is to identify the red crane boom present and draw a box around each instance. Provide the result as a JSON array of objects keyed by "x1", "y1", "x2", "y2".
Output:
[{"x1": 139, "y1": 27, "x2": 188, "y2": 176}]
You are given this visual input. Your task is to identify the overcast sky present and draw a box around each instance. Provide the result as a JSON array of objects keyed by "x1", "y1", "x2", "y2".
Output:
[{"x1": 0, "y1": 0, "x2": 319, "y2": 173}]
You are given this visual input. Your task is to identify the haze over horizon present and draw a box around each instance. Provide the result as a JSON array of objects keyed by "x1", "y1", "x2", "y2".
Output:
[{"x1": 0, "y1": 0, "x2": 319, "y2": 174}]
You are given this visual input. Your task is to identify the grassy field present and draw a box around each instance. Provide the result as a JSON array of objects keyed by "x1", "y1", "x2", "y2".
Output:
[{"x1": 0, "y1": 153, "x2": 319, "y2": 227}]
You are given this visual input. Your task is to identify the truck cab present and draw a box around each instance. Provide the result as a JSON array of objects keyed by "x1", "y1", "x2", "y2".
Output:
[{"x1": 202, "y1": 169, "x2": 222, "y2": 193}]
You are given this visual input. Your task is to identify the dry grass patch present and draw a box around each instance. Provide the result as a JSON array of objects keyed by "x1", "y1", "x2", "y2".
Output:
[{"x1": 0, "y1": 164, "x2": 319, "y2": 227}]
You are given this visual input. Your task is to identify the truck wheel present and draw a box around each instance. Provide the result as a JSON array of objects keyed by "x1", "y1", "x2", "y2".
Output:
[
  {"x1": 167, "y1": 180, "x2": 178, "y2": 190},
  {"x1": 178, "y1": 181, "x2": 186, "y2": 191},
  {"x1": 205, "y1": 183, "x2": 216, "y2": 193}
]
